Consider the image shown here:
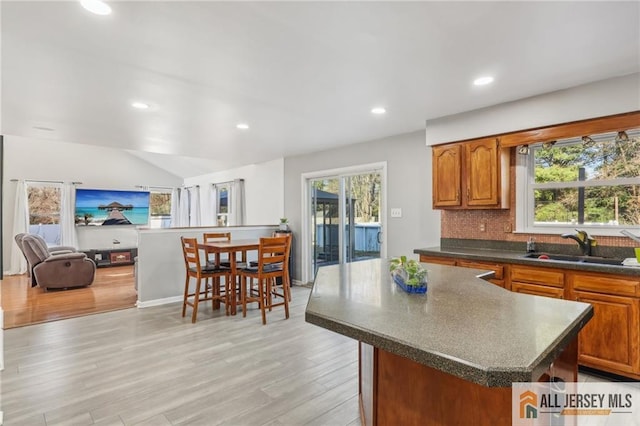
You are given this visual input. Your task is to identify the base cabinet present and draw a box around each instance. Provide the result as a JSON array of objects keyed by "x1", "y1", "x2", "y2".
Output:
[
  {"x1": 457, "y1": 259, "x2": 505, "y2": 288},
  {"x1": 511, "y1": 281, "x2": 564, "y2": 299},
  {"x1": 569, "y1": 271, "x2": 640, "y2": 378},
  {"x1": 418, "y1": 253, "x2": 640, "y2": 379},
  {"x1": 359, "y1": 340, "x2": 578, "y2": 426},
  {"x1": 573, "y1": 291, "x2": 640, "y2": 376},
  {"x1": 510, "y1": 265, "x2": 565, "y2": 298},
  {"x1": 418, "y1": 255, "x2": 456, "y2": 266},
  {"x1": 419, "y1": 255, "x2": 505, "y2": 288}
]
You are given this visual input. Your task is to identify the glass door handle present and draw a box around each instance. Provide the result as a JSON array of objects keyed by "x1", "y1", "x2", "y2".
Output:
[{"x1": 377, "y1": 231, "x2": 382, "y2": 244}]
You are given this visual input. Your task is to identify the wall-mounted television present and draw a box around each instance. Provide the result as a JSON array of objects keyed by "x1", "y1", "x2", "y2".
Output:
[{"x1": 75, "y1": 189, "x2": 150, "y2": 226}]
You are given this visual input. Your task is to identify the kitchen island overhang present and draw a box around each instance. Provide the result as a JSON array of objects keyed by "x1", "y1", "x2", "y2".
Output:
[{"x1": 305, "y1": 259, "x2": 594, "y2": 425}]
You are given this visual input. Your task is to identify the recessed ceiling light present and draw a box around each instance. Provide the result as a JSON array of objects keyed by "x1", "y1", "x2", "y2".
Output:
[
  {"x1": 473, "y1": 76, "x2": 494, "y2": 86},
  {"x1": 80, "y1": 0, "x2": 112, "y2": 16},
  {"x1": 371, "y1": 107, "x2": 386, "y2": 115},
  {"x1": 236, "y1": 123, "x2": 250, "y2": 130},
  {"x1": 131, "y1": 102, "x2": 150, "y2": 110}
]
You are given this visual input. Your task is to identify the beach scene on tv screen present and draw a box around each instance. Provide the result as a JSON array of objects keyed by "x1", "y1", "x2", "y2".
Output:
[{"x1": 75, "y1": 189, "x2": 150, "y2": 226}]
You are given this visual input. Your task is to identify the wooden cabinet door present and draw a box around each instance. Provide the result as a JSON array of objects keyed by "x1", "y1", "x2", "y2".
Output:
[
  {"x1": 569, "y1": 272, "x2": 640, "y2": 297},
  {"x1": 466, "y1": 138, "x2": 499, "y2": 206},
  {"x1": 418, "y1": 255, "x2": 457, "y2": 266},
  {"x1": 574, "y1": 291, "x2": 640, "y2": 376},
  {"x1": 432, "y1": 144, "x2": 461, "y2": 207},
  {"x1": 512, "y1": 281, "x2": 564, "y2": 299},
  {"x1": 511, "y1": 265, "x2": 564, "y2": 288},
  {"x1": 457, "y1": 259, "x2": 505, "y2": 288}
]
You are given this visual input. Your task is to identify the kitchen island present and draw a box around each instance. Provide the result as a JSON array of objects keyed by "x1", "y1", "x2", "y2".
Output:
[{"x1": 305, "y1": 259, "x2": 594, "y2": 425}]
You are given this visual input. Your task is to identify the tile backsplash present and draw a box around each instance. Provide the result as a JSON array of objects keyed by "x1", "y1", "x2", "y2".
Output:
[{"x1": 441, "y1": 209, "x2": 636, "y2": 248}]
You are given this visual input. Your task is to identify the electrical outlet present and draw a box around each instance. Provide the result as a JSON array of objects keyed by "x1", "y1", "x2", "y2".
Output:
[
  {"x1": 479, "y1": 223, "x2": 486, "y2": 232},
  {"x1": 390, "y1": 208, "x2": 402, "y2": 218}
]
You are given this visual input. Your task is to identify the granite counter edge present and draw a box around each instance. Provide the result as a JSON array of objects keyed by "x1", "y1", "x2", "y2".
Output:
[{"x1": 304, "y1": 308, "x2": 587, "y2": 387}]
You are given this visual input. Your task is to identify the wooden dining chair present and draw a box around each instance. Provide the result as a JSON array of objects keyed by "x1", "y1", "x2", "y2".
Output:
[
  {"x1": 181, "y1": 237, "x2": 231, "y2": 323},
  {"x1": 202, "y1": 232, "x2": 231, "y2": 267},
  {"x1": 203, "y1": 232, "x2": 247, "y2": 267},
  {"x1": 238, "y1": 235, "x2": 291, "y2": 324},
  {"x1": 273, "y1": 231, "x2": 293, "y2": 302},
  {"x1": 248, "y1": 231, "x2": 293, "y2": 301}
]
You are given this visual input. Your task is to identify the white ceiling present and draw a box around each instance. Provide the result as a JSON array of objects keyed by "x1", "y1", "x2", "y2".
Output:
[{"x1": 2, "y1": 1, "x2": 639, "y2": 178}]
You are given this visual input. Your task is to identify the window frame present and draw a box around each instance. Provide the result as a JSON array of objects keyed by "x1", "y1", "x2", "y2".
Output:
[
  {"x1": 148, "y1": 190, "x2": 172, "y2": 229},
  {"x1": 26, "y1": 182, "x2": 62, "y2": 244},
  {"x1": 516, "y1": 134, "x2": 640, "y2": 236},
  {"x1": 216, "y1": 183, "x2": 231, "y2": 226}
]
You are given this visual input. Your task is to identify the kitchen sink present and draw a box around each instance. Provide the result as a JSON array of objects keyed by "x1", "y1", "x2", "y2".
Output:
[{"x1": 523, "y1": 253, "x2": 624, "y2": 266}]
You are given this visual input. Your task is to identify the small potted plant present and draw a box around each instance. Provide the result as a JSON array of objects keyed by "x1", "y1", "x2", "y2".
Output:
[
  {"x1": 279, "y1": 217, "x2": 289, "y2": 231},
  {"x1": 389, "y1": 255, "x2": 428, "y2": 294}
]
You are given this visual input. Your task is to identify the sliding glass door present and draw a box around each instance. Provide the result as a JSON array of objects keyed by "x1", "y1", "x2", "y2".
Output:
[{"x1": 308, "y1": 166, "x2": 383, "y2": 278}]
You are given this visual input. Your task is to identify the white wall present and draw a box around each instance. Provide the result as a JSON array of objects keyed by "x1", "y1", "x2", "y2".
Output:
[
  {"x1": 284, "y1": 130, "x2": 440, "y2": 283},
  {"x1": 2, "y1": 136, "x2": 183, "y2": 265},
  {"x1": 136, "y1": 225, "x2": 277, "y2": 305},
  {"x1": 425, "y1": 73, "x2": 640, "y2": 145},
  {"x1": 183, "y1": 158, "x2": 284, "y2": 226}
]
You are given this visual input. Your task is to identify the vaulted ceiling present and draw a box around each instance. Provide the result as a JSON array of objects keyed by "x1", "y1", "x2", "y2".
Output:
[{"x1": 2, "y1": 1, "x2": 639, "y2": 177}]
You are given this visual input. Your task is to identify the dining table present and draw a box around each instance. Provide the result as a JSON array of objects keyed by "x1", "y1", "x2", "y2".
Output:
[{"x1": 198, "y1": 239, "x2": 260, "y2": 315}]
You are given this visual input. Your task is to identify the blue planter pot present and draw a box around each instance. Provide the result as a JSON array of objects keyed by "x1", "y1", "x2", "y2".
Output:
[{"x1": 392, "y1": 271, "x2": 427, "y2": 294}]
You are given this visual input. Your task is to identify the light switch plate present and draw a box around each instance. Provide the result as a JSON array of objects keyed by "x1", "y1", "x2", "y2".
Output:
[{"x1": 391, "y1": 208, "x2": 402, "y2": 218}]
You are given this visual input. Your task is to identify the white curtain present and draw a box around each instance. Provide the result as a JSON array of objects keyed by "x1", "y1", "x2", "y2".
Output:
[
  {"x1": 59, "y1": 182, "x2": 78, "y2": 247},
  {"x1": 229, "y1": 179, "x2": 246, "y2": 226},
  {"x1": 189, "y1": 186, "x2": 201, "y2": 227},
  {"x1": 210, "y1": 184, "x2": 218, "y2": 226},
  {"x1": 5, "y1": 180, "x2": 29, "y2": 275},
  {"x1": 178, "y1": 187, "x2": 190, "y2": 227},
  {"x1": 170, "y1": 188, "x2": 180, "y2": 227}
]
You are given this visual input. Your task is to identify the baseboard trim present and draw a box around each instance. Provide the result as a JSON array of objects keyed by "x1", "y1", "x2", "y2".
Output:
[
  {"x1": 137, "y1": 281, "x2": 309, "y2": 308},
  {"x1": 136, "y1": 295, "x2": 182, "y2": 308}
]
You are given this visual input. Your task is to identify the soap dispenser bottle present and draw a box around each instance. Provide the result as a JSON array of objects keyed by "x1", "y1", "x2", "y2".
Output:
[{"x1": 526, "y1": 237, "x2": 536, "y2": 253}]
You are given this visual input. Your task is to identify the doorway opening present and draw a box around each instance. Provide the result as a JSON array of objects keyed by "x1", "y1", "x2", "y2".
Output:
[{"x1": 302, "y1": 162, "x2": 386, "y2": 283}]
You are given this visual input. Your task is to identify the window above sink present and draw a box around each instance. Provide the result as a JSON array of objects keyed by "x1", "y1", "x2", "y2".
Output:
[{"x1": 516, "y1": 126, "x2": 640, "y2": 236}]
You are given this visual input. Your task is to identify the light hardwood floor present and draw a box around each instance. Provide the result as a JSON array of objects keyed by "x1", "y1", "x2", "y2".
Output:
[
  {"x1": 1, "y1": 279, "x2": 611, "y2": 425},
  {"x1": 1, "y1": 266, "x2": 138, "y2": 329},
  {"x1": 1, "y1": 286, "x2": 361, "y2": 425}
]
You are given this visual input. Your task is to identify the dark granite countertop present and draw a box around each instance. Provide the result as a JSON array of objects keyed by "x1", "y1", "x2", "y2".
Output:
[
  {"x1": 414, "y1": 246, "x2": 640, "y2": 276},
  {"x1": 305, "y1": 259, "x2": 593, "y2": 387}
]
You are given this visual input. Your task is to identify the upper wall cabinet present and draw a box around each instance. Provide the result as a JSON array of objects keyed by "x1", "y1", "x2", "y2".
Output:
[
  {"x1": 432, "y1": 137, "x2": 509, "y2": 209},
  {"x1": 432, "y1": 144, "x2": 462, "y2": 207}
]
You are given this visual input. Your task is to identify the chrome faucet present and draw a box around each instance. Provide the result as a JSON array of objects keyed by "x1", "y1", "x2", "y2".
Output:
[{"x1": 561, "y1": 229, "x2": 596, "y2": 256}]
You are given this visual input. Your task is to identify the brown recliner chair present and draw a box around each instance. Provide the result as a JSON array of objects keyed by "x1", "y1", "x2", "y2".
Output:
[
  {"x1": 19, "y1": 234, "x2": 96, "y2": 290},
  {"x1": 14, "y1": 233, "x2": 77, "y2": 280}
]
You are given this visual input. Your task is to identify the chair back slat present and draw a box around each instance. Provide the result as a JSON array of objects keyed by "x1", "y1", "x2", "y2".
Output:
[
  {"x1": 181, "y1": 237, "x2": 202, "y2": 271},
  {"x1": 203, "y1": 232, "x2": 245, "y2": 264},
  {"x1": 203, "y1": 232, "x2": 231, "y2": 243},
  {"x1": 258, "y1": 236, "x2": 288, "y2": 269}
]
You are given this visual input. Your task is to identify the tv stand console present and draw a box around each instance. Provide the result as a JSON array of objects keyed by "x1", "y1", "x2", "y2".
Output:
[{"x1": 82, "y1": 247, "x2": 138, "y2": 268}]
